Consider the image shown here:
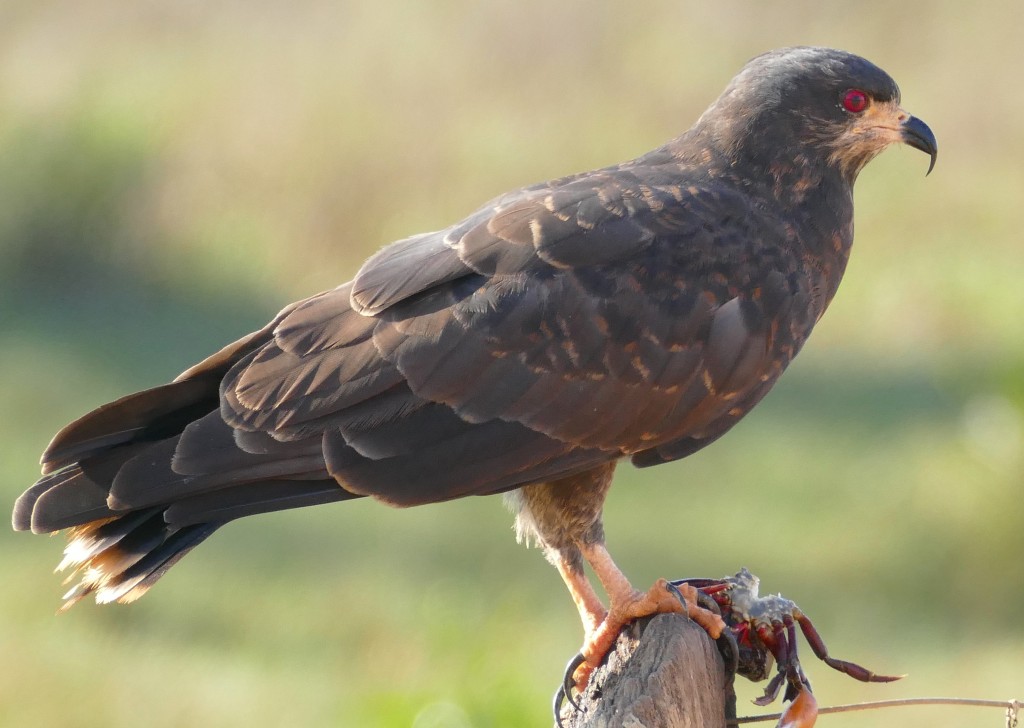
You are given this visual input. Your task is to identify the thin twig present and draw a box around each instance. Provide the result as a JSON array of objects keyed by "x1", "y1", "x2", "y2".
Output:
[{"x1": 729, "y1": 697, "x2": 1022, "y2": 725}]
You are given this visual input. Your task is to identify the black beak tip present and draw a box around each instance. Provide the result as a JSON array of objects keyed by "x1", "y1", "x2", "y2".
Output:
[{"x1": 901, "y1": 115, "x2": 937, "y2": 176}]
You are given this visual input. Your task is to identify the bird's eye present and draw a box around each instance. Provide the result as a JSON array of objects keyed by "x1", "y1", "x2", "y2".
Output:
[{"x1": 842, "y1": 89, "x2": 869, "y2": 113}]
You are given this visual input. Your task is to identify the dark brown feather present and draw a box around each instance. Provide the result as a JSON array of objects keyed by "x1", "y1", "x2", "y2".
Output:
[
  {"x1": 15, "y1": 48, "x2": 929, "y2": 608},
  {"x1": 164, "y1": 479, "x2": 358, "y2": 526},
  {"x1": 40, "y1": 376, "x2": 220, "y2": 475}
]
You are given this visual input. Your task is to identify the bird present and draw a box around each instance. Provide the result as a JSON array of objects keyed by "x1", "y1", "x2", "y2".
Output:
[{"x1": 13, "y1": 46, "x2": 935, "y2": 692}]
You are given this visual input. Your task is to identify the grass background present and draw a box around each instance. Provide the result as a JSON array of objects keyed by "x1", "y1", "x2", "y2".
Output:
[{"x1": 1, "y1": 1, "x2": 1022, "y2": 726}]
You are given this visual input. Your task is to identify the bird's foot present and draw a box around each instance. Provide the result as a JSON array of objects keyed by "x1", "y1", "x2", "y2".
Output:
[
  {"x1": 577, "y1": 579, "x2": 724, "y2": 687},
  {"x1": 553, "y1": 579, "x2": 727, "y2": 724}
]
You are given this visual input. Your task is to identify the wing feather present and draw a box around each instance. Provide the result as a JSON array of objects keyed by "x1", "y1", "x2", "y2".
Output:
[
  {"x1": 213, "y1": 166, "x2": 812, "y2": 506},
  {"x1": 351, "y1": 232, "x2": 474, "y2": 315}
]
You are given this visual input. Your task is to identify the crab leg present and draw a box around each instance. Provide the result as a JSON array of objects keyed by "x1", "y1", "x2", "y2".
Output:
[
  {"x1": 755, "y1": 671, "x2": 788, "y2": 707},
  {"x1": 752, "y1": 623, "x2": 788, "y2": 706},
  {"x1": 794, "y1": 611, "x2": 904, "y2": 683},
  {"x1": 784, "y1": 615, "x2": 799, "y2": 662},
  {"x1": 776, "y1": 685, "x2": 818, "y2": 728}
]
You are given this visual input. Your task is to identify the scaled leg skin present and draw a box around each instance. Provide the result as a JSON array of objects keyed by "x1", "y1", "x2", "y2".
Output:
[
  {"x1": 574, "y1": 541, "x2": 725, "y2": 687},
  {"x1": 509, "y1": 462, "x2": 726, "y2": 719}
]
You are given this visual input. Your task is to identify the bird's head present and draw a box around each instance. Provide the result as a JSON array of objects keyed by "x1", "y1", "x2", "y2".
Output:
[{"x1": 694, "y1": 47, "x2": 937, "y2": 185}]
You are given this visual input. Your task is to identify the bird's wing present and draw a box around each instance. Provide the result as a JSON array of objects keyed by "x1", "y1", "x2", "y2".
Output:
[{"x1": 210, "y1": 166, "x2": 813, "y2": 505}]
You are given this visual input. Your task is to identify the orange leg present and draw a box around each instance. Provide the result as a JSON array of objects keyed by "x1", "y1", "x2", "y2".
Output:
[
  {"x1": 555, "y1": 556, "x2": 607, "y2": 636},
  {"x1": 568, "y1": 542, "x2": 726, "y2": 687}
]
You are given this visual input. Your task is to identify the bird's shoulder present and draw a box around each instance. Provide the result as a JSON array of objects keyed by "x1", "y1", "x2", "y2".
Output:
[
  {"x1": 215, "y1": 156, "x2": 818, "y2": 454},
  {"x1": 352, "y1": 154, "x2": 801, "y2": 318}
]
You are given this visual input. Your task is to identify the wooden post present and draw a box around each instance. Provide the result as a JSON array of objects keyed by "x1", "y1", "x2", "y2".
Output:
[{"x1": 558, "y1": 613, "x2": 732, "y2": 728}]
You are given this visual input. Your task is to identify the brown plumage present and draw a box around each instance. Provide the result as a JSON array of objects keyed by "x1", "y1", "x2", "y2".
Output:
[{"x1": 13, "y1": 47, "x2": 935, "y2": 672}]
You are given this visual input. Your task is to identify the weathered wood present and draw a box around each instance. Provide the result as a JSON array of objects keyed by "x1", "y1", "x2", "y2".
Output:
[{"x1": 559, "y1": 614, "x2": 731, "y2": 728}]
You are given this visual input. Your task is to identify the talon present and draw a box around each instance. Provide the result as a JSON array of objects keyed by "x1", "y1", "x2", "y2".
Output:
[
  {"x1": 658, "y1": 579, "x2": 725, "y2": 638},
  {"x1": 552, "y1": 684, "x2": 569, "y2": 728},
  {"x1": 666, "y1": 579, "x2": 734, "y2": 680},
  {"x1": 664, "y1": 580, "x2": 692, "y2": 613},
  {"x1": 715, "y1": 622, "x2": 740, "y2": 685},
  {"x1": 572, "y1": 660, "x2": 596, "y2": 693},
  {"x1": 559, "y1": 652, "x2": 587, "y2": 711},
  {"x1": 663, "y1": 577, "x2": 696, "y2": 622},
  {"x1": 693, "y1": 588, "x2": 725, "y2": 617},
  {"x1": 668, "y1": 577, "x2": 728, "y2": 594}
]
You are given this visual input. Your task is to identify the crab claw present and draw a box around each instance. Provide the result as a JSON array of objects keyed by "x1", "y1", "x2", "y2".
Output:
[{"x1": 777, "y1": 685, "x2": 818, "y2": 728}]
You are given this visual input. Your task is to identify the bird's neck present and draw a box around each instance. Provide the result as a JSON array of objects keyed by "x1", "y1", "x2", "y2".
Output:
[
  {"x1": 663, "y1": 125, "x2": 857, "y2": 317},
  {"x1": 671, "y1": 121, "x2": 845, "y2": 196},
  {"x1": 667, "y1": 124, "x2": 854, "y2": 244}
]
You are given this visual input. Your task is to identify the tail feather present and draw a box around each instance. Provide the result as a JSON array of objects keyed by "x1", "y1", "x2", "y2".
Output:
[
  {"x1": 15, "y1": 290, "x2": 484, "y2": 608},
  {"x1": 12, "y1": 470, "x2": 67, "y2": 532},
  {"x1": 56, "y1": 507, "x2": 161, "y2": 572},
  {"x1": 20, "y1": 443, "x2": 149, "y2": 534},
  {"x1": 15, "y1": 307, "x2": 344, "y2": 608},
  {"x1": 40, "y1": 377, "x2": 221, "y2": 475},
  {"x1": 40, "y1": 311, "x2": 291, "y2": 476},
  {"x1": 164, "y1": 479, "x2": 359, "y2": 526},
  {"x1": 59, "y1": 515, "x2": 222, "y2": 610},
  {"x1": 33, "y1": 472, "x2": 115, "y2": 533},
  {"x1": 109, "y1": 522, "x2": 223, "y2": 603},
  {"x1": 53, "y1": 478, "x2": 358, "y2": 609}
]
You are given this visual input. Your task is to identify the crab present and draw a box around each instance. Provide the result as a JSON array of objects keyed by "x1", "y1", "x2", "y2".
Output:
[
  {"x1": 671, "y1": 568, "x2": 904, "y2": 727},
  {"x1": 554, "y1": 568, "x2": 902, "y2": 728}
]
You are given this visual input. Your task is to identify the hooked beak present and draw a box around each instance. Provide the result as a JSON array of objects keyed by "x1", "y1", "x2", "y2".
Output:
[{"x1": 900, "y1": 115, "x2": 937, "y2": 175}]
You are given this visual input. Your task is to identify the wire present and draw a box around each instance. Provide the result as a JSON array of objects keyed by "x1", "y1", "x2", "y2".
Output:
[{"x1": 730, "y1": 697, "x2": 1022, "y2": 726}]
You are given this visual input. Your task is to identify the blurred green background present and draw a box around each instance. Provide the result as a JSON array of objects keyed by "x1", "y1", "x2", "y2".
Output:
[{"x1": 1, "y1": 1, "x2": 1021, "y2": 726}]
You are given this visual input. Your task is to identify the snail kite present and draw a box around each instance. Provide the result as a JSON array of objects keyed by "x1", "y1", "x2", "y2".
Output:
[{"x1": 13, "y1": 47, "x2": 936, "y2": 680}]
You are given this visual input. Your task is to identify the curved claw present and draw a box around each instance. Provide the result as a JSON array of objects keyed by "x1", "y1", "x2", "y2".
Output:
[
  {"x1": 669, "y1": 577, "x2": 728, "y2": 592},
  {"x1": 554, "y1": 652, "x2": 588, "y2": 727},
  {"x1": 664, "y1": 580, "x2": 690, "y2": 611},
  {"x1": 669, "y1": 581, "x2": 739, "y2": 685},
  {"x1": 715, "y1": 621, "x2": 740, "y2": 685},
  {"x1": 777, "y1": 686, "x2": 818, "y2": 728},
  {"x1": 552, "y1": 684, "x2": 568, "y2": 728},
  {"x1": 690, "y1": 585, "x2": 725, "y2": 617},
  {"x1": 561, "y1": 652, "x2": 586, "y2": 711}
]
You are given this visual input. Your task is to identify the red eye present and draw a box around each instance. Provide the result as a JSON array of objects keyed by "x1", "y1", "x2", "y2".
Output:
[{"x1": 842, "y1": 89, "x2": 868, "y2": 113}]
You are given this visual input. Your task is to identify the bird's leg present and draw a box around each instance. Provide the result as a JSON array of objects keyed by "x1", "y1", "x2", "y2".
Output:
[
  {"x1": 513, "y1": 465, "x2": 726, "y2": 716},
  {"x1": 512, "y1": 464, "x2": 616, "y2": 650},
  {"x1": 551, "y1": 547, "x2": 610, "y2": 719},
  {"x1": 554, "y1": 553, "x2": 607, "y2": 636},
  {"x1": 572, "y1": 541, "x2": 727, "y2": 688}
]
